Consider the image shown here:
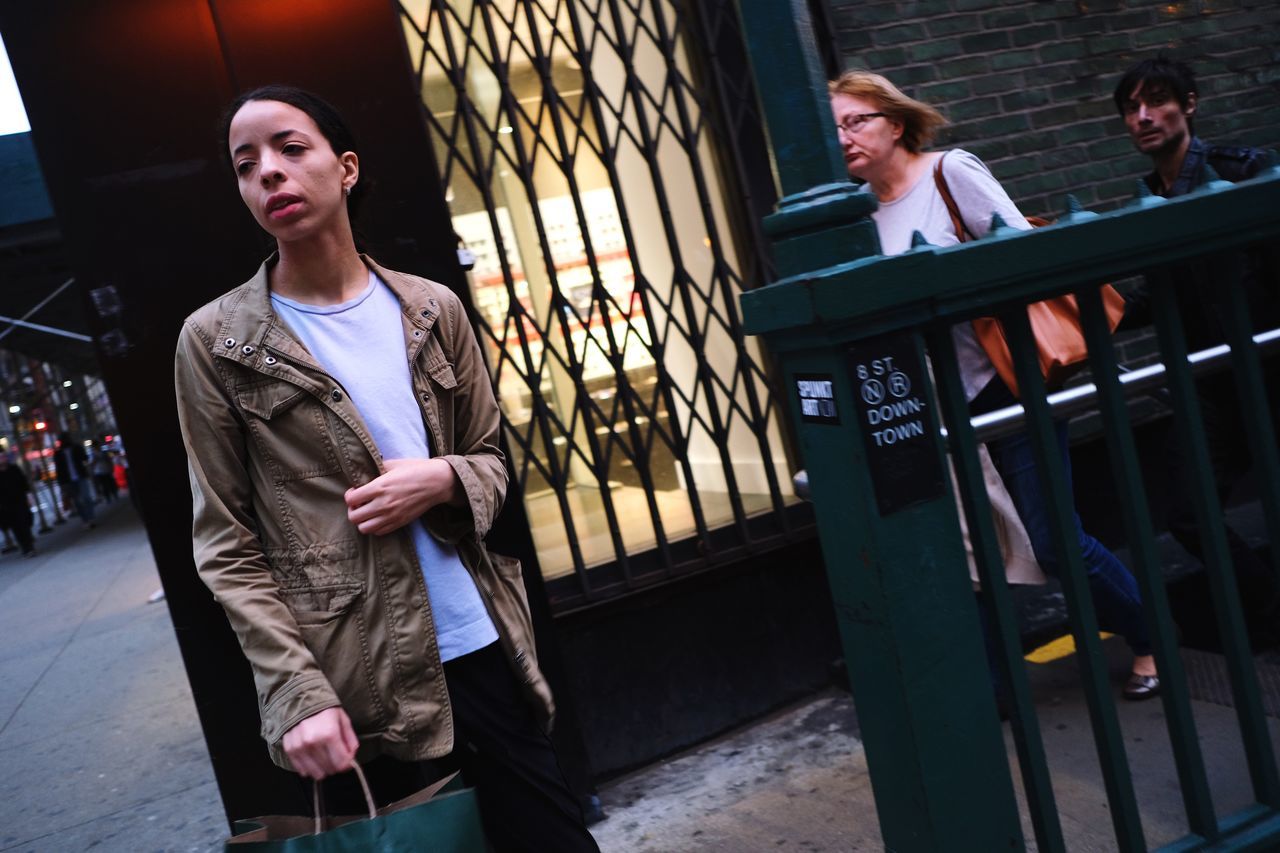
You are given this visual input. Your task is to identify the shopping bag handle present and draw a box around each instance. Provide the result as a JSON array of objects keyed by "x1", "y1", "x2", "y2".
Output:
[{"x1": 312, "y1": 762, "x2": 377, "y2": 834}]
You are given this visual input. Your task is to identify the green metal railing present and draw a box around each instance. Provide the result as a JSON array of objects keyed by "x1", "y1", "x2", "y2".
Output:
[
  {"x1": 733, "y1": 2, "x2": 1280, "y2": 850},
  {"x1": 754, "y1": 167, "x2": 1280, "y2": 853}
]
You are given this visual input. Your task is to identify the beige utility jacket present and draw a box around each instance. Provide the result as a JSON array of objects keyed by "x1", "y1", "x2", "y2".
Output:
[{"x1": 174, "y1": 255, "x2": 552, "y2": 769}]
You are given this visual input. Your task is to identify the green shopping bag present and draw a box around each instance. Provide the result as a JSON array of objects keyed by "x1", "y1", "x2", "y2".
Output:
[{"x1": 225, "y1": 765, "x2": 488, "y2": 852}]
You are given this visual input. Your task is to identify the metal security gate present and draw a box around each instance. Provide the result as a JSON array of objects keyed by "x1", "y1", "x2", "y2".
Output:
[
  {"x1": 734, "y1": 2, "x2": 1280, "y2": 850},
  {"x1": 397, "y1": 0, "x2": 808, "y2": 607}
]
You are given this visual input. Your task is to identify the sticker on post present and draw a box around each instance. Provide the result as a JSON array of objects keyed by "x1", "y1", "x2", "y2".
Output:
[
  {"x1": 848, "y1": 336, "x2": 945, "y2": 515},
  {"x1": 796, "y1": 373, "x2": 840, "y2": 424}
]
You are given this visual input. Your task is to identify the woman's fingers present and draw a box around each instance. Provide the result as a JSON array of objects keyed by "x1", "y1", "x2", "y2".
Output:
[
  {"x1": 347, "y1": 495, "x2": 394, "y2": 534},
  {"x1": 323, "y1": 738, "x2": 354, "y2": 776},
  {"x1": 283, "y1": 707, "x2": 356, "y2": 779},
  {"x1": 346, "y1": 492, "x2": 413, "y2": 536},
  {"x1": 291, "y1": 752, "x2": 321, "y2": 780}
]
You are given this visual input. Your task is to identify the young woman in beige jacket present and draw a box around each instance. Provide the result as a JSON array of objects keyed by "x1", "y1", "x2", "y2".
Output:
[{"x1": 175, "y1": 85, "x2": 598, "y2": 851}]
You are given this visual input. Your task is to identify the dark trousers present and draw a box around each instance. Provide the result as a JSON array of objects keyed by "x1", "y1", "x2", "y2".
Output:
[
  {"x1": 319, "y1": 643, "x2": 599, "y2": 853},
  {"x1": 0, "y1": 506, "x2": 33, "y2": 553},
  {"x1": 95, "y1": 473, "x2": 118, "y2": 502},
  {"x1": 1166, "y1": 375, "x2": 1274, "y2": 567},
  {"x1": 1163, "y1": 372, "x2": 1280, "y2": 643},
  {"x1": 987, "y1": 421, "x2": 1151, "y2": 657},
  {"x1": 969, "y1": 377, "x2": 1151, "y2": 702}
]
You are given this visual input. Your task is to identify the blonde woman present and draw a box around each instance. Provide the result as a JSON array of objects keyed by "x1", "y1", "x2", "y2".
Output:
[{"x1": 829, "y1": 71, "x2": 1158, "y2": 700}]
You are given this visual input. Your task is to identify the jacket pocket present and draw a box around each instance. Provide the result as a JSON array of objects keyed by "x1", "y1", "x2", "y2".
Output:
[
  {"x1": 487, "y1": 553, "x2": 537, "y2": 673},
  {"x1": 236, "y1": 381, "x2": 342, "y2": 481},
  {"x1": 484, "y1": 552, "x2": 555, "y2": 727},
  {"x1": 428, "y1": 361, "x2": 458, "y2": 390},
  {"x1": 237, "y1": 384, "x2": 307, "y2": 419},
  {"x1": 278, "y1": 581, "x2": 388, "y2": 732}
]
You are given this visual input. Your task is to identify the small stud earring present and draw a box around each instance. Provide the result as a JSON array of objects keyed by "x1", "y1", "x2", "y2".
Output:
[{"x1": 344, "y1": 185, "x2": 352, "y2": 197}]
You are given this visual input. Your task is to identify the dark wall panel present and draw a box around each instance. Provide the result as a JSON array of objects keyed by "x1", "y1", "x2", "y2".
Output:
[{"x1": 555, "y1": 539, "x2": 842, "y2": 777}]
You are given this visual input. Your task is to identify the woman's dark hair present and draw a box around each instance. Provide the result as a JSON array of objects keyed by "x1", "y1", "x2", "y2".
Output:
[
  {"x1": 1112, "y1": 57, "x2": 1197, "y2": 132},
  {"x1": 219, "y1": 84, "x2": 368, "y2": 213}
]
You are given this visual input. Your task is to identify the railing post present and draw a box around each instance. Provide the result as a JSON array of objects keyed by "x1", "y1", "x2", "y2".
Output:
[
  {"x1": 733, "y1": 2, "x2": 1025, "y2": 850},
  {"x1": 732, "y1": 0, "x2": 879, "y2": 279}
]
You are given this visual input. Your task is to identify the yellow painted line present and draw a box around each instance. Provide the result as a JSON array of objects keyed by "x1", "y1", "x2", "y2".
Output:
[{"x1": 1025, "y1": 632, "x2": 1114, "y2": 664}]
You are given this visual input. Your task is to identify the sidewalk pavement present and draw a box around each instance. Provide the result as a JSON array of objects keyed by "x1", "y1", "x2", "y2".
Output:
[
  {"x1": 591, "y1": 643, "x2": 1279, "y2": 852},
  {"x1": 1, "y1": 501, "x2": 1277, "y2": 851},
  {"x1": 0, "y1": 499, "x2": 224, "y2": 853}
]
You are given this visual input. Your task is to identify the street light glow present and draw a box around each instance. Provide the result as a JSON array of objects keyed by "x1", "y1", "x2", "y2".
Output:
[
  {"x1": 7, "y1": 405, "x2": 18, "y2": 414},
  {"x1": 69, "y1": 403, "x2": 79, "y2": 410}
]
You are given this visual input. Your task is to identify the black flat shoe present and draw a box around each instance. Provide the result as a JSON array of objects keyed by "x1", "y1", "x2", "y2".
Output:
[{"x1": 1123, "y1": 673, "x2": 1160, "y2": 701}]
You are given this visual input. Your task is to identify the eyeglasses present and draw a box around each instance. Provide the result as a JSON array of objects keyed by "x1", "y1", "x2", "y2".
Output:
[{"x1": 836, "y1": 112, "x2": 887, "y2": 136}]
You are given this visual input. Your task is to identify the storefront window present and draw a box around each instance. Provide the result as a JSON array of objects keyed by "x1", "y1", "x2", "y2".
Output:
[{"x1": 401, "y1": 0, "x2": 798, "y2": 585}]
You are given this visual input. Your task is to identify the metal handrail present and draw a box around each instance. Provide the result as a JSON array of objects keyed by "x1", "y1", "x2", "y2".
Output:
[
  {"x1": 970, "y1": 326, "x2": 1280, "y2": 442},
  {"x1": 791, "y1": 326, "x2": 1280, "y2": 498}
]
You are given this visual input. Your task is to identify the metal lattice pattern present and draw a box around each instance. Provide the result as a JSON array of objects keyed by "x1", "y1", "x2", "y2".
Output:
[{"x1": 399, "y1": 0, "x2": 801, "y2": 601}]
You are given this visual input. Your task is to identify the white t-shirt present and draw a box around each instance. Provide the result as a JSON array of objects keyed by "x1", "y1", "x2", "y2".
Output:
[
  {"x1": 271, "y1": 271, "x2": 498, "y2": 662},
  {"x1": 871, "y1": 149, "x2": 1032, "y2": 400}
]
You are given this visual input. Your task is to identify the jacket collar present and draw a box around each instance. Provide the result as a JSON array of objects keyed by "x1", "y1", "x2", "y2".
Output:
[
  {"x1": 1144, "y1": 136, "x2": 1206, "y2": 198},
  {"x1": 215, "y1": 253, "x2": 443, "y2": 371}
]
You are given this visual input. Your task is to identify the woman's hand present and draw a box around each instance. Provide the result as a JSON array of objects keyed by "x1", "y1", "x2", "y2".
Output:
[
  {"x1": 282, "y1": 706, "x2": 358, "y2": 779},
  {"x1": 344, "y1": 458, "x2": 463, "y2": 536}
]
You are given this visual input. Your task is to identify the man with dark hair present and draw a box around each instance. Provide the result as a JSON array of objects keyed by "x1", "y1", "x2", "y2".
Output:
[
  {"x1": 1112, "y1": 57, "x2": 1280, "y2": 647},
  {"x1": 1112, "y1": 57, "x2": 1270, "y2": 194}
]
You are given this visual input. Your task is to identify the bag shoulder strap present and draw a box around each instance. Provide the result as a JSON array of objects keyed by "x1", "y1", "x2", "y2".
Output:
[{"x1": 932, "y1": 151, "x2": 977, "y2": 243}]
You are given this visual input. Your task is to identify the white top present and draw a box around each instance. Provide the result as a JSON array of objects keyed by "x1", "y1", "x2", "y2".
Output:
[
  {"x1": 271, "y1": 271, "x2": 498, "y2": 662},
  {"x1": 871, "y1": 149, "x2": 1032, "y2": 400}
]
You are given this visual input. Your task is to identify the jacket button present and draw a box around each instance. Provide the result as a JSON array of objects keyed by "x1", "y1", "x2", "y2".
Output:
[
  {"x1": 412, "y1": 329, "x2": 422, "y2": 338},
  {"x1": 223, "y1": 337, "x2": 236, "y2": 348},
  {"x1": 264, "y1": 356, "x2": 277, "y2": 365},
  {"x1": 421, "y1": 309, "x2": 431, "y2": 318},
  {"x1": 331, "y1": 389, "x2": 343, "y2": 401},
  {"x1": 241, "y1": 345, "x2": 255, "y2": 355}
]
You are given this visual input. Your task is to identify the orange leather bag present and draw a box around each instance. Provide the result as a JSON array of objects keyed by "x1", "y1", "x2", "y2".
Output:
[{"x1": 932, "y1": 154, "x2": 1124, "y2": 396}]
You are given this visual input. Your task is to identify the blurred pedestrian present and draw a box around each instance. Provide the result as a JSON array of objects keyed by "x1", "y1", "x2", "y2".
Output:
[
  {"x1": 92, "y1": 446, "x2": 118, "y2": 503},
  {"x1": 0, "y1": 454, "x2": 36, "y2": 557},
  {"x1": 112, "y1": 450, "x2": 139, "y2": 512},
  {"x1": 54, "y1": 433, "x2": 96, "y2": 529}
]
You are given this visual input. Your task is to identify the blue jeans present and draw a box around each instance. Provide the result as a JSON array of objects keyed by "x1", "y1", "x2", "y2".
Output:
[
  {"x1": 67, "y1": 478, "x2": 96, "y2": 524},
  {"x1": 987, "y1": 421, "x2": 1151, "y2": 657}
]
